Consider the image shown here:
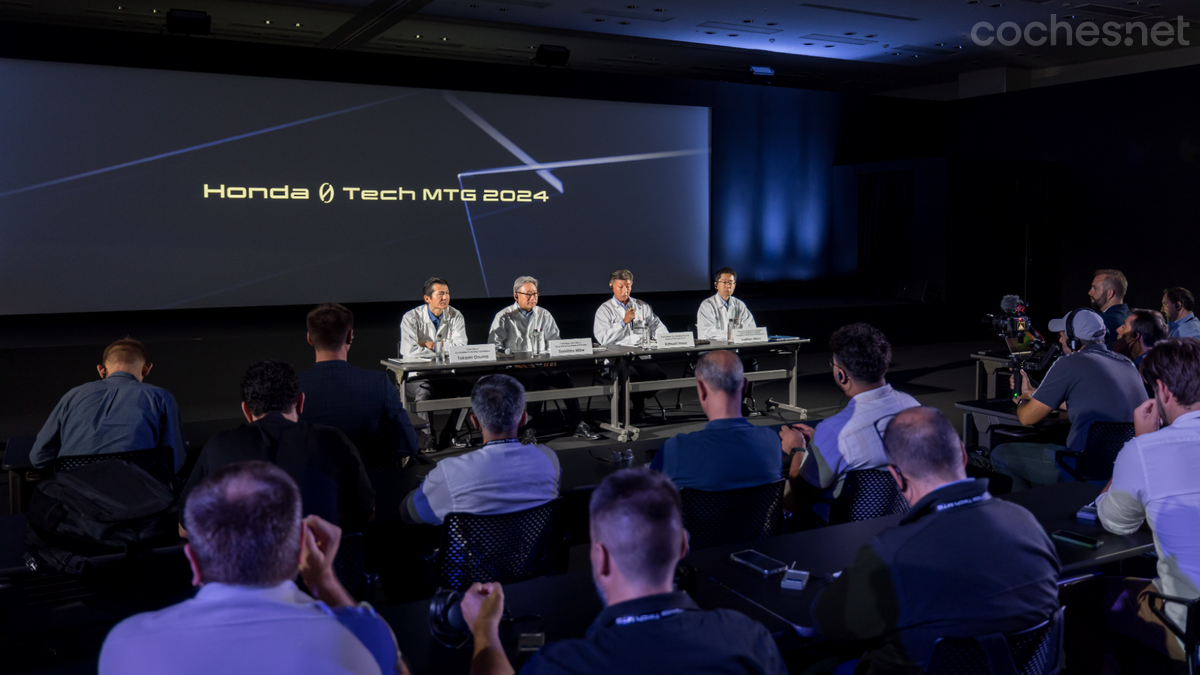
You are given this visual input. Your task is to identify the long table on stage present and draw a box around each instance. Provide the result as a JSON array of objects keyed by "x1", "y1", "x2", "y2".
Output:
[
  {"x1": 381, "y1": 481, "x2": 1154, "y2": 671},
  {"x1": 381, "y1": 337, "x2": 810, "y2": 442}
]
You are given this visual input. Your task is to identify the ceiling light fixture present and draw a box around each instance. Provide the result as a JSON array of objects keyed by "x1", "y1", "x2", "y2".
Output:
[{"x1": 749, "y1": 66, "x2": 774, "y2": 76}]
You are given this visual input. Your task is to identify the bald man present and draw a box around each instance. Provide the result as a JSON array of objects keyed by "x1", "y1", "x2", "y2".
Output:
[
  {"x1": 32, "y1": 338, "x2": 186, "y2": 471},
  {"x1": 649, "y1": 350, "x2": 782, "y2": 491}
]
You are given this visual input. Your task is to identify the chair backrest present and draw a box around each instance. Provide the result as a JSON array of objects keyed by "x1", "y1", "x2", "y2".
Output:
[
  {"x1": 435, "y1": 499, "x2": 567, "y2": 591},
  {"x1": 1079, "y1": 422, "x2": 1135, "y2": 481},
  {"x1": 680, "y1": 480, "x2": 784, "y2": 550},
  {"x1": 54, "y1": 447, "x2": 177, "y2": 490},
  {"x1": 333, "y1": 532, "x2": 369, "y2": 601},
  {"x1": 829, "y1": 469, "x2": 910, "y2": 525},
  {"x1": 926, "y1": 606, "x2": 1063, "y2": 675}
]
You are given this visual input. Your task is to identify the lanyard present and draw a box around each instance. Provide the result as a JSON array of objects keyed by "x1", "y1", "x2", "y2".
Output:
[
  {"x1": 934, "y1": 492, "x2": 991, "y2": 512},
  {"x1": 611, "y1": 608, "x2": 687, "y2": 626},
  {"x1": 482, "y1": 439, "x2": 522, "y2": 448}
]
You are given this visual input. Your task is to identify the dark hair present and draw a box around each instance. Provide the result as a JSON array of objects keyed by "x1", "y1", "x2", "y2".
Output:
[
  {"x1": 1164, "y1": 287, "x2": 1195, "y2": 313},
  {"x1": 102, "y1": 338, "x2": 150, "y2": 366},
  {"x1": 423, "y1": 277, "x2": 449, "y2": 299},
  {"x1": 306, "y1": 303, "x2": 354, "y2": 352},
  {"x1": 1142, "y1": 338, "x2": 1200, "y2": 406},
  {"x1": 829, "y1": 323, "x2": 892, "y2": 383},
  {"x1": 1095, "y1": 269, "x2": 1128, "y2": 301},
  {"x1": 883, "y1": 407, "x2": 962, "y2": 481},
  {"x1": 714, "y1": 267, "x2": 737, "y2": 282},
  {"x1": 1127, "y1": 309, "x2": 1168, "y2": 347},
  {"x1": 589, "y1": 469, "x2": 683, "y2": 587},
  {"x1": 241, "y1": 360, "x2": 300, "y2": 417},
  {"x1": 470, "y1": 374, "x2": 526, "y2": 433},
  {"x1": 695, "y1": 350, "x2": 743, "y2": 396},
  {"x1": 184, "y1": 461, "x2": 301, "y2": 586}
]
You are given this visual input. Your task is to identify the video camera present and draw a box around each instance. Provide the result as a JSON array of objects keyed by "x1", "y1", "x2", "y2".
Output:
[{"x1": 982, "y1": 295, "x2": 1061, "y2": 395}]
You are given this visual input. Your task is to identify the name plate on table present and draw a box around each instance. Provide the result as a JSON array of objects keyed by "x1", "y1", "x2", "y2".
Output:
[
  {"x1": 658, "y1": 332, "x2": 696, "y2": 349},
  {"x1": 732, "y1": 327, "x2": 769, "y2": 344},
  {"x1": 549, "y1": 338, "x2": 593, "y2": 358},
  {"x1": 448, "y1": 344, "x2": 497, "y2": 364}
]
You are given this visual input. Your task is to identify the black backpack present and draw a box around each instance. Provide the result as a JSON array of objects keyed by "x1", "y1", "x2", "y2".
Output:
[{"x1": 26, "y1": 460, "x2": 179, "y2": 572}]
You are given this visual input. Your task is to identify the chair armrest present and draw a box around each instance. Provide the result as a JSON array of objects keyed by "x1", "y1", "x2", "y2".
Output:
[
  {"x1": 1146, "y1": 590, "x2": 1194, "y2": 642},
  {"x1": 1055, "y1": 450, "x2": 1082, "y2": 481},
  {"x1": 2, "y1": 436, "x2": 36, "y2": 472}
]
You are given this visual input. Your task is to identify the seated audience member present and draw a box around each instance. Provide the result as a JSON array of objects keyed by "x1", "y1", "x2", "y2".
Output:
[
  {"x1": 781, "y1": 323, "x2": 919, "y2": 493},
  {"x1": 1162, "y1": 286, "x2": 1200, "y2": 338},
  {"x1": 813, "y1": 407, "x2": 1060, "y2": 674},
  {"x1": 100, "y1": 461, "x2": 404, "y2": 675},
  {"x1": 401, "y1": 375, "x2": 560, "y2": 526},
  {"x1": 182, "y1": 360, "x2": 374, "y2": 529},
  {"x1": 649, "y1": 350, "x2": 781, "y2": 491},
  {"x1": 461, "y1": 468, "x2": 787, "y2": 675},
  {"x1": 488, "y1": 276, "x2": 599, "y2": 440},
  {"x1": 1062, "y1": 338, "x2": 1200, "y2": 671},
  {"x1": 1089, "y1": 269, "x2": 1131, "y2": 349},
  {"x1": 32, "y1": 338, "x2": 186, "y2": 471},
  {"x1": 593, "y1": 269, "x2": 668, "y2": 423},
  {"x1": 991, "y1": 309, "x2": 1147, "y2": 490},
  {"x1": 1113, "y1": 308, "x2": 1168, "y2": 366},
  {"x1": 299, "y1": 302, "x2": 419, "y2": 464},
  {"x1": 399, "y1": 276, "x2": 471, "y2": 450}
]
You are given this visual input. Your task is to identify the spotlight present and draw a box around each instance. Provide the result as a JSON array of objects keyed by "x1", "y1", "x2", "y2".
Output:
[{"x1": 749, "y1": 66, "x2": 774, "y2": 76}]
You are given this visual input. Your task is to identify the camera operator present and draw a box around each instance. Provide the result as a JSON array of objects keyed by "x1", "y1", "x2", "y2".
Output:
[{"x1": 991, "y1": 309, "x2": 1147, "y2": 491}]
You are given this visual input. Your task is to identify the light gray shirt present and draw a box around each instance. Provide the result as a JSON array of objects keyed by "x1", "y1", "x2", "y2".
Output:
[
  {"x1": 697, "y1": 294, "x2": 757, "y2": 341},
  {"x1": 488, "y1": 303, "x2": 562, "y2": 353},
  {"x1": 1098, "y1": 410, "x2": 1200, "y2": 632},
  {"x1": 99, "y1": 581, "x2": 383, "y2": 675},
  {"x1": 593, "y1": 297, "x2": 667, "y2": 346},
  {"x1": 803, "y1": 385, "x2": 921, "y2": 491},
  {"x1": 399, "y1": 305, "x2": 467, "y2": 359}
]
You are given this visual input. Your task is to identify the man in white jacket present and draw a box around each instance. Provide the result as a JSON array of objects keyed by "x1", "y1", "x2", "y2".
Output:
[
  {"x1": 697, "y1": 267, "x2": 761, "y2": 415},
  {"x1": 593, "y1": 269, "x2": 668, "y2": 423},
  {"x1": 398, "y1": 277, "x2": 470, "y2": 450},
  {"x1": 489, "y1": 276, "x2": 599, "y2": 440}
]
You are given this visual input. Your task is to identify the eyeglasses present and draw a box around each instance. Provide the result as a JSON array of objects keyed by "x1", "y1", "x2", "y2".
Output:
[
  {"x1": 873, "y1": 413, "x2": 899, "y2": 453},
  {"x1": 716, "y1": 280, "x2": 736, "y2": 287},
  {"x1": 516, "y1": 292, "x2": 539, "y2": 299}
]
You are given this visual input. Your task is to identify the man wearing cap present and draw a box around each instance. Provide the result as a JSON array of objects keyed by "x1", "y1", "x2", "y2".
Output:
[{"x1": 990, "y1": 308, "x2": 1147, "y2": 490}]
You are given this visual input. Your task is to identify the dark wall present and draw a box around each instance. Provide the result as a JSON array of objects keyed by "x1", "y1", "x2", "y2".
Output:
[{"x1": 947, "y1": 65, "x2": 1200, "y2": 316}]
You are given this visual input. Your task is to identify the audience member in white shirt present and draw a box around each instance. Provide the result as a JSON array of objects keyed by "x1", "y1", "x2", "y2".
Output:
[{"x1": 1064, "y1": 337, "x2": 1200, "y2": 672}]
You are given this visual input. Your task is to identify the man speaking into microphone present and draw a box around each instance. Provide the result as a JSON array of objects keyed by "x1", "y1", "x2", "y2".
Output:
[{"x1": 594, "y1": 269, "x2": 668, "y2": 424}]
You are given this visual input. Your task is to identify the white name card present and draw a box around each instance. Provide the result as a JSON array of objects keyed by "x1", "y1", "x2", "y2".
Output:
[
  {"x1": 658, "y1": 332, "x2": 696, "y2": 349},
  {"x1": 732, "y1": 327, "x2": 769, "y2": 344},
  {"x1": 549, "y1": 338, "x2": 593, "y2": 358},
  {"x1": 448, "y1": 344, "x2": 498, "y2": 364}
]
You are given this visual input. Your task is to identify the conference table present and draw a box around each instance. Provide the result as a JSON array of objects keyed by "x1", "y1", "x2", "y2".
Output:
[
  {"x1": 381, "y1": 481, "x2": 1153, "y2": 672},
  {"x1": 381, "y1": 337, "x2": 810, "y2": 442},
  {"x1": 954, "y1": 397, "x2": 1067, "y2": 448}
]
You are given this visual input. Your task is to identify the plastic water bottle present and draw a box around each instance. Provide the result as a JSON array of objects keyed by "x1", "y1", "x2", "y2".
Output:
[
  {"x1": 530, "y1": 328, "x2": 542, "y2": 355},
  {"x1": 632, "y1": 319, "x2": 646, "y2": 348},
  {"x1": 727, "y1": 319, "x2": 739, "y2": 343}
]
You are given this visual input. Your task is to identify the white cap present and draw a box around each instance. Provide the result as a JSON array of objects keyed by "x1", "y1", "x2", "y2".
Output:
[{"x1": 1048, "y1": 309, "x2": 1107, "y2": 341}]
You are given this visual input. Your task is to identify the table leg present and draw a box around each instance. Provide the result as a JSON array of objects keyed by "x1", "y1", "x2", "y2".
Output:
[
  {"x1": 975, "y1": 361, "x2": 985, "y2": 400},
  {"x1": 767, "y1": 344, "x2": 808, "y2": 419}
]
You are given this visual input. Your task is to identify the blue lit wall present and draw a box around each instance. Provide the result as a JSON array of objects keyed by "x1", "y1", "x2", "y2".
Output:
[{"x1": 711, "y1": 85, "x2": 846, "y2": 282}]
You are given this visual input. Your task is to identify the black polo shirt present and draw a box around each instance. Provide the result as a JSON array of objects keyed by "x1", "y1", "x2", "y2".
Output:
[
  {"x1": 813, "y1": 479, "x2": 1061, "y2": 675},
  {"x1": 520, "y1": 591, "x2": 786, "y2": 675}
]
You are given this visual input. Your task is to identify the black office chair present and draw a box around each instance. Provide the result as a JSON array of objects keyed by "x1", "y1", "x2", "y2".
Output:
[
  {"x1": 680, "y1": 480, "x2": 785, "y2": 550},
  {"x1": 54, "y1": 447, "x2": 179, "y2": 491},
  {"x1": 926, "y1": 606, "x2": 1064, "y2": 675},
  {"x1": 332, "y1": 532, "x2": 379, "y2": 603},
  {"x1": 433, "y1": 499, "x2": 569, "y2": 591},
  {"x1": 1055, "y1": 421, "x2": 1135, "y2": 482},
  {"x1": 828, "y1": 469, "x2": 910, "y2": 525},
  {"x1": 1148, "y1": 591, "x2": 1200, "y2": 675}
]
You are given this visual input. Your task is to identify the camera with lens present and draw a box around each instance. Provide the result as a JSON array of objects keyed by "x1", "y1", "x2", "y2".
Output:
[{"x1": 982, "y1": 295, "x2": 1061, "y2": 395}]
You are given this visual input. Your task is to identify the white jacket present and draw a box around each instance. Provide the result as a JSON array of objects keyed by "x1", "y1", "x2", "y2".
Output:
[
  {"x1": 696, "y1": 294, "x2": 757, "y2": 341},
  {"x1": 489, "y1": 303, "x2": 562, "y2": 353},
  {"x1": 399, "y1": 305, "x2": 467, "y2": 359},
  {"x1": 594, "y1": 297, "x2": 667, "y2": 347}
]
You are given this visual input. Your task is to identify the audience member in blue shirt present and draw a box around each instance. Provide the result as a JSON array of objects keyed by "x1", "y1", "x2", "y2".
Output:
[
  {"x1": 650, "y1": 350, "x2": 782, "y2": 491},
  {"x1": 1163, "y1": 287, "x2": 1200, "y2": 339},
  {"x1": 32, "y1": 338, "x2": 186, "y2": 471},
  {"x1": 1089, "y1": 270, "x2": 1130, "y2": 349}
]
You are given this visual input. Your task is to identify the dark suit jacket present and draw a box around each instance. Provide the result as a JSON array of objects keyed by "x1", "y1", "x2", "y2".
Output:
[
  {"x1": 181, "y1": 413, "x2": 375, "y2": 528},
  {"x1": 813, "y1": 479, "x2": 1061, "y2": 675},
  {"x1": 299, "y1": 360, "x2": 419, "y2": 463}
]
